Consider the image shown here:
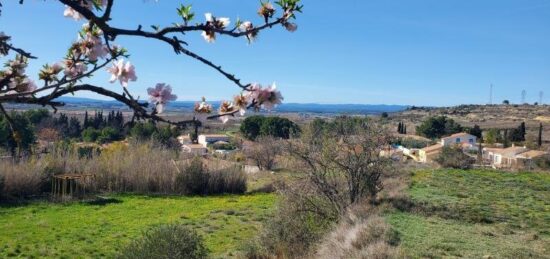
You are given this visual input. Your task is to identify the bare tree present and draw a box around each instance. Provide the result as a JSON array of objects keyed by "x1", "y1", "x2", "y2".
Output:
[
  {"x1": 287, "y1": 117, "x2": 393, "y2": 215},
  {"x1": 244, "y1": 136, "x2": 282, "y2": 171}
]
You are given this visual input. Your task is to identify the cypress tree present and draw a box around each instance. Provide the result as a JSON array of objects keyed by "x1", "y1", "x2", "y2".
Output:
[
  {"x1": 538, "y1": 123, "x2": 543, "y2": 148},
  {"x1": 503, "y1": 129, "x2": 510, "y2": 147},
  {"x1": 397, "y1": 122, "x2": 402, "y2": 134},
  {"x1": 520, "y1": 122, "x2": 526, "y2": 141},
  {"x1": 83, "y1": 111, "x2": 89, "y2": 129},
  {"x1": 403, "y1": 124, "x2": 407, "y2": 134}
]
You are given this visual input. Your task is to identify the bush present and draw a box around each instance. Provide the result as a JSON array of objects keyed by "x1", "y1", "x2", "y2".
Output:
[
  {"x1": 82, "y1": 127, "x2": 101, "y2": 142},
  {"x1": 315, "y1": 207, "x2": 402, "y2": 259},
  {"x1": 175, "y1": 158, "x2": 247, "y2": 195},
  {"x1": 175, "y1": 158, "x2": 208, "y2": 195},
  {"x1": 0, "y1": 159, "x2": 45, "y2": 201},
  {"x1": 248, "y1": 183, "x2": 337, "y2": 258},
  {"x1": 119, "y1": 224, "x2": 208, "y2": 259},
  {"x1": 435, "y1": 146, "x2": 475, "y2": 169}
]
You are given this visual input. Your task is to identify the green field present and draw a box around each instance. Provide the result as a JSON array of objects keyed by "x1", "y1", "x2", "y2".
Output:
[
  {"x1": 387, "y1": 169, "x2": 550, "y2": 258},
  {"x1": 0, "y1": 194, "x2": 276, "y2": 258}
]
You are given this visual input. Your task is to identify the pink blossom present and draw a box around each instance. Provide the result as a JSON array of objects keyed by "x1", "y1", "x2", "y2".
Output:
[
  {"x1": 107, "y1": 59, "x2": 137, "y2": 87},
  {"x1": 63, "y1": 1, "x2": 107, "y2": 20},
  {"x1": 245, "y1": 83, "x2": 283, "y2": 110},
  {"x1": 201, "y1": 13, "x2": 230, "y2": 43},
  {"x1": 233, "y1": 94, "x2": 249, "y2": 116},
  {"x1": 194, "y1": 98, "x2": 213, "y2": 122},
  {"x1": 64, "y1": 6, "x2": 85, "y2": 20},
  {"x1": 283, "y1": 22, "x2": 298, "y2": 32},
  {"x1": 64, "y1": 60, "x2": 88, "y2": 78},
  {"x1": 7, "y1": 77, "x2": 37, "y2": 94},
  {"x1": 238, "y1": 21, "x2": 258, "y2": 42},
  {"x1": 147, "y1": 83, "x2": 177, "y2": 114},
  {"x1": 260, "y1": 83, "x2": 283, "y2": 110},
  {"x1": 258, "y1": 2, "x2": 276, "y2": 22},
  {"x1": 218, "y1": 101, "x2": 237, "y2": 124}
]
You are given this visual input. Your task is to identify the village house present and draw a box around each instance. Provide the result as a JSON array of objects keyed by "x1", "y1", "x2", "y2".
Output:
[
  {"x1": 419, "y1": 144, "x2": 443, "y2": 163},
  {"x1": 198, "y1": 134, "x2": 230, "y2": 148},
  {"x1": 440, "y1": 132, "x2": 477, "y2": 146},
  {"x1": 177, "y1": 134, "x2": 192, "y2": 145},
  {"x1": 418, "y1": 132, "x2": 477, "y2": 163},
  {"x1": 483, "y1": 146, "x2": 549, "y2": 169}
]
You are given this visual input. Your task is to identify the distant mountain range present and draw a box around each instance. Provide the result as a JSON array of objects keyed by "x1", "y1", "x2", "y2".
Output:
[{"x1": 52, "y1": 97, "x2": 408, "y2": 114}]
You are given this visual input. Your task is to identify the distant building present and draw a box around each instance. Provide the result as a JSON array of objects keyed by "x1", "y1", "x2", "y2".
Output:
[
  {"x1": 419, "y1": 144, "x2": 443, "y2": 163},
  {"x1": 483, "y1": 146, "x2": 549, "y2": 169},
  {"x1": 198, "y1": 134, "x2": 230, "y2": 148},
  {"x1": 182, "y1": 144, "x2": 208, "y2": 156},
  {"x1": 177, "y1": 134, "x2": 192, "y2": 145},
  {"x1": 441, "y1": 133, "x2": 477, "y2": 146},
  {"x1": 417, "y1": 132, "x2": 478, "y2": 163}
]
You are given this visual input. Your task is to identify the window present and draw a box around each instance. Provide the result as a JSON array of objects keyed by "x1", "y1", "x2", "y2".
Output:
[
  {"x1": 456, "y1": 138, "x2": 460, "y2": 143},
  {"x1": 469, "y1": 138, "x2": 474, "y2": 143}
]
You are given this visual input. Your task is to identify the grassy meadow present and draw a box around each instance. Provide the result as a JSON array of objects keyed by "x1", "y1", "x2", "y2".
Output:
[
  {"x1": 387, "y1": 169, "x2": 550, "y2": 258},
  {"x1": 0, "y1": 194, "x2": 275, "y2": 258}
]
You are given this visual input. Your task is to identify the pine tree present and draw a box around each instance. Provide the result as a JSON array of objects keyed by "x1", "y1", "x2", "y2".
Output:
[{"x1": 538, "y1": 123, "x2": 543, "y2": 148}]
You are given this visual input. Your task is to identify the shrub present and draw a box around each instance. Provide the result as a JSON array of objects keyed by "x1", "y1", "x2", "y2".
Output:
[
  {"x1": 435, "y1": 146, "x2": 475, "y2": 169},
  {"x1": 315, "y1": 208, "x2": 402, "y2": 259},
  {"x1": 175, "y1": 158, "x2": 247, "y2": 195},
  {"x1": 119, "y1": 224, "x2": 208, "y2": 259},
  {"x1": 0, "y1": 159, "x2": 44, "y2": 200},
  {"x1": 250, "y1": 183, "x2": 337, "y2": 258},
  {"x1": 175, "y1": 158, "x2": 209, "y2": 195},
  {"x1": 82, "y1": 127, "x2": 101, "y2": 142}
]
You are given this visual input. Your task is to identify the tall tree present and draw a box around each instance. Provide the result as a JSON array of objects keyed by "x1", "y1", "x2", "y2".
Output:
[
  {"x1": 469, "y1": 124, "x2": 483, "y2": 139},
  {"x1": 397, "y1": 122, "x2": 402, "y2": 134},
  {"x1": 538, "y1": 123, "x2": 543, "y2": 148}
]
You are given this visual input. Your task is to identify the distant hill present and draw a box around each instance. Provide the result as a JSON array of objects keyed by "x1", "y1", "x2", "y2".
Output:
[{"x1": 51, "y1": 97, "x2": 408, "y2": 114}]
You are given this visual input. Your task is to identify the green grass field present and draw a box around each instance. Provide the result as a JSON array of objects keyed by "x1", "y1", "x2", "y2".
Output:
[
  {"x1": 0, "y1": 194, "x2": 276, "y2": 258},
  {"x1": 387, "y1": 169, "x2": 550, "y2": 258}
]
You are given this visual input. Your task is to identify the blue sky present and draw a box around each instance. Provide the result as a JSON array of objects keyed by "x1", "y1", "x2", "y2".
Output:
[{"x1": 1, "y1": 0, "x2": 549, "y2": 106}]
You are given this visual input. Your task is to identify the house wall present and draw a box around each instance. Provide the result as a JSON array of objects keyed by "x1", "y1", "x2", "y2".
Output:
[{"x1": 441, "y1": 135, "x2": 477, "y2": 146}]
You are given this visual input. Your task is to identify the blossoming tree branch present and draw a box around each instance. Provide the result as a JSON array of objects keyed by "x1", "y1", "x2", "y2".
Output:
[{"x1": 0, "y1": 0, "x2": 301, "y2": 135}]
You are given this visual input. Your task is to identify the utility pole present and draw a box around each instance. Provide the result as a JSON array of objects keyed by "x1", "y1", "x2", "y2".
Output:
[
  {"x1": 540, "y1": 91, "x2": 544, "y2": 105},
  {"x1": 521, "y1": 90, "x2": 527, "y2": 104}
]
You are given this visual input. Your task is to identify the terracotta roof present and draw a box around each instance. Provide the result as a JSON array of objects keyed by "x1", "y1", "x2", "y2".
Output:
[
  {"x1": 516, "y1": 150, "x2": 549, "y2": 159},
  {"x1": 489, "y1": 146, "x2": 528, "y2": 157},
  {"x1": 421, "y1": 144, "x2": 443, "y2": 153},
  {"x1": 183, "y1": 144, "x2": 207, "y2": 149},
  {"x1": 442, "y1": 132, "x2": 474, "y2": 140}
]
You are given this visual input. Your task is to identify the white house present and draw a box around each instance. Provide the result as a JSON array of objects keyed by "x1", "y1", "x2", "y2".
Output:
[
  {"x1": 177, "y1": 134, "x2": 192, "y2": 145},
  {"x1": 198, "y1": 134, "x2": 230, "y2": 148},
  {"x1": 441, "y1": 133, "x2": 477, "y2": 146},
  {"x1": 483, "y1": 146, "x2": 549, "y2": 169}
]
